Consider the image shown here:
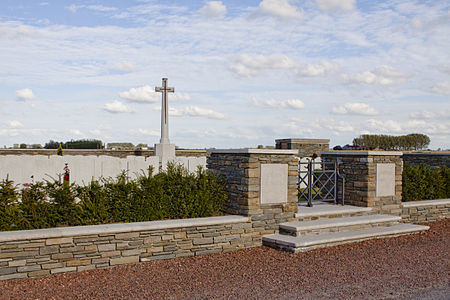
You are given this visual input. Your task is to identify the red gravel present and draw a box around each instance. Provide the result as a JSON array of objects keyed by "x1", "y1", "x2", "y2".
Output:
[{"x1": 1, "y1": 219, "x2": 449, "y2": 300}]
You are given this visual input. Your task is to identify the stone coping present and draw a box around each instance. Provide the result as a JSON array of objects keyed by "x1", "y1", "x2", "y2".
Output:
[
  {"x1": 275, "y1": 138, "x2": 330, "y2": 144},
  {"x1": 402, "y1": 199, "x2": 450, "y2": 208},
  {"x1": 208, "y1": 148, "x2": 298, "y2": 155},
  {"x1": 0, "y1": 215, "x2": 249, "y2": 243},
  {"x1": 402, "y1": 152, "x2": 450, "y2": 156},
  {"x1": 321, "y1": 151, "x2": 403, "y2": 156}
]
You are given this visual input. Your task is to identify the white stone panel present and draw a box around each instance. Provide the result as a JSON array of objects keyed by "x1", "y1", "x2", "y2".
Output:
[
  {"x1": 260, "y1": 164, "x2": 288, "y2": 205},
  {"x1": 376, "y1": 163, "x2": 396, "y2": 197}
]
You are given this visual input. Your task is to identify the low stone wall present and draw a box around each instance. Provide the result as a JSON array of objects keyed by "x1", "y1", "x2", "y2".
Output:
[
  {"x1": 275, "y1": 138, "x2": 329, "y2": 158},
  {"x1": 0, "y1": 149, "x2": 208, "y2": 158},
  {"x1": 0, "y1": 215, "x2": 263, "y2": 281},
  {"x1": 401, "y1": 199, "x2": 450, "y2": 223},
  {"x1": 402, "y1": 152, "x2": 450, "y2": 168}
]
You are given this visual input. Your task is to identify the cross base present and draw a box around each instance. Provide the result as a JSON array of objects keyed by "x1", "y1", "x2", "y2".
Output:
[{"x1": 154, "y1": 143, "x2": 176, "y2": 159}]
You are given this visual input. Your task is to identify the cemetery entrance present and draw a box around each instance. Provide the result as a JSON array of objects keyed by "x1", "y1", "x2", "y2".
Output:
[{"x1": 298, "y1": 159, "x2": 345, "y2": 207}]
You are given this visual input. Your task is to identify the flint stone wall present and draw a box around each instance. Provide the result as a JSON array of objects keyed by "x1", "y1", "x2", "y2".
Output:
[
  {"x1": 402, "y1": 199, "x2": 450, "y2": 223},
  {"x1": 0, "y1": 215, "x2": 268, "y2": 280},
  {"x1": 402, "y1": 152, "x2": 450, "y2": 168}
]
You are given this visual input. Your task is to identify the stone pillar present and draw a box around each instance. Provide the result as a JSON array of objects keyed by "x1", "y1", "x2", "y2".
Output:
[
  {"x1": 207, "y1": 149, "x2": 298, "y2": 234},
  {"x1": 321, "y1": 151, "x2": 403, "y2": 215},
  {"x1": 275, "y1": 138, "x2": 329, "y2": 158}
]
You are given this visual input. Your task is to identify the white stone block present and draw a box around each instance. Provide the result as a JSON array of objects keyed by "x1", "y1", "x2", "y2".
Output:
[
  {"x1": 260, "y1": 164, "x2": 288, "y2": 205},
  {"x1": 376, "y1": 163, "x2": 395, "y2": 197}
]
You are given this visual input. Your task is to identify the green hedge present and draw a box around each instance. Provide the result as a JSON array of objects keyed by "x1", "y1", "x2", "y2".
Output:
[
  {"x1": 0, "y1": 164, "x2": 227, "y2": 231},
  {"x1": 402, "y1": 164, "x2": 450, "y2": 201}
]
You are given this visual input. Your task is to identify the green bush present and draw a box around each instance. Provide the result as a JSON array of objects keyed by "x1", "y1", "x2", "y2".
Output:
[
  {"x1": 402, "y1": 164, "x2": 450, "y2": 201},
  {"x1": 0, "y1": 163, "x2": 227, "y2": 231}
]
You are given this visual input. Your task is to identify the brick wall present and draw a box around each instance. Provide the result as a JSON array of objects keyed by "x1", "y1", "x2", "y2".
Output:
[
  {"x1": 0, "y1": 216, "x2": 265, "y2": 280},
  {"x1": 402, "y1": 199, "x2": 450, "y2": 223}
]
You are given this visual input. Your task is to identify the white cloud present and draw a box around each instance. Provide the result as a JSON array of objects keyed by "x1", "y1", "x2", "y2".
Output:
[
  {"x1": 367, "y1": 119, "x2": 403, "y2": 133},
  {"x1": 331, "y1": 102, "x2": 378, "y2": 116},
  {"x1": 130, "y1": 128, "x2": 160, "y2": 136},
  {"x1": 103, "y1": 100, "x2": 134, "y2": 113},
  {"x1": 110, "y1": 62, "x2": 135, "y2": 73},
  {"x1": 256, "y1": 0, "x2": 303, "y2": 20},
  {"x1": 199, "y1": 1, "x2": 227, "y2": 18},
  {"x1": 16, "y1": 88, "x2": 35, "y2": 101},
  {"x1": 295, "y1": 61, "x2": 338, "y2": 77},
  {"x1": 119, "y1": 85, "x2": 158, "y2": 103},
  {"x1": 69, "y1": 129, "x2": 83, "y2": 136},
  {"x1": 67, "y1": 5, "x2": 117, "y2": 13},
  {"x1": 6, "y1": 120, "x2": 24, "y2": 129},
  {"x1": 253, "y1": 98, "x2": 305, "y2": 110},
  {"x1": 324, "y1": 120, "x2": 354, "y2": 132},
  {"x1": 166, "y1": 106, "x2": 225, "y2": 119},
  {"x1": 171, "y1": 93, "x2": 190, "y2": 101},
  {"x1": 342, "y1": 65, "x2": 406, "y2": 86},
  {"x1": 366, "y1": 118, "x2": 450, "y2": 135},
  {"x1": 90, "y1": 129, "x2": 101, "y2": 135},
  {"x1": 431, "y1": 82, "x2": 450, "y2": 96},
  {"x1": 317, "y1": 0, "x2": 356, "y2": 11},
  {"x1": 230, "y1": 54, "x2": 295, "y2": 77},
  {"x1": 410, "y1": 110, "x2": 450, "y2": 120}
]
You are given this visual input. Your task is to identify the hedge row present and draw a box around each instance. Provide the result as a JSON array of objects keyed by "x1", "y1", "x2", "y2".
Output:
[
  {"x1": 0, "y1": 164, "x2": 227, "y2": 231},
  {"x1": 402, "y1": 164, "x2": 450, "y2": 201}
]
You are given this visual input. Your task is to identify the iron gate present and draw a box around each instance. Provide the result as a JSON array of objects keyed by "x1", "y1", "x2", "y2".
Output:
[{"x1": 298, "y1": 159, "x2": 345, "y2": 207}]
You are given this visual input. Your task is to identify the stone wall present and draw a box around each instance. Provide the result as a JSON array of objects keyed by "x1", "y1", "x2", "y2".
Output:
[
  {"x1": 0, "y1": 149, "x2": 207, "y2": 158},
  {"x1": 275, "y1": 138, "x2": 329, "y2": 158},
  {"x1": 322, "y1": 151, "x2": 403, "y2": 215},
  {"x1": 207, "y1": 149, "x2": 298, "y2": 234},
  {"x1": 402, "y1": 152, "x2": 450, "y2": 168},
  {"x1": 0, "y1": 216, "x2": 264, "y2": 280},
  {"x1": 402, "y1": 199, "x2": 450, "y2": 223}
]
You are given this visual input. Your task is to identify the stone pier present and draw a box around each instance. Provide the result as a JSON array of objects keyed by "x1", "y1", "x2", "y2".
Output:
[{"x1": 321, "y1": 151, "x2": 403, "y2": 215}]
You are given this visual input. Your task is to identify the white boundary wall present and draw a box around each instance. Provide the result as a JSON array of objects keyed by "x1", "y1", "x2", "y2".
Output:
[{"x1": 0, "y1": 155, "x2": 206, "y2": 186}]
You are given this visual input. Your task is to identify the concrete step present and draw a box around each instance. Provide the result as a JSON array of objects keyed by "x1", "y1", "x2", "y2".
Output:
[
  {"x1": 263, "y1": 223, "x2": 429, "y2": 253},
  {"x1": 280, "y1": 215, "x2": 401, "y2": 236},
  {"x1": 296, "y1": 203, "x2": 373, "y2": 221}
]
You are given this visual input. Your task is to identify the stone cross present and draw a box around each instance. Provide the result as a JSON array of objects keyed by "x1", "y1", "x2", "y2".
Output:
[{"x1": 155, "y1": 78, "x2": 174, "y2": 144}]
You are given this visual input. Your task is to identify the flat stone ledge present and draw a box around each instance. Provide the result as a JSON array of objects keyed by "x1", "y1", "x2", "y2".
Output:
[
  {"x1": 0, "y1": 215, "x2": 249, "y2": 243},
  {"x1": 321, "y1": 151, "x2": 403, "y2": 156},
  {"x1": 402, "y1": 152, "x2": 450, "y2": 156},
  {"x1": 402, "y1": 199, "x2": 450, "y2": 208},
  {"x1": 296, "y1": 205, "x2": 372, "y2": 218},
  {"x1": 208, "y1": 148, "x2": 298, "y2": 155}
]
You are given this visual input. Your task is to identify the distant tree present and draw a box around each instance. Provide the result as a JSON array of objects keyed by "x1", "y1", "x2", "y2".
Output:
[
  {"x1": 333, "y1": 145, "x2": 343, "y2": 150},
  {"x1": 45, "y1": 140, "x2": 63, "y2": 149},
  {"x1": 19, "y1": 143, "x2": 27, "y2": 149},
  {"x1": 353, "y1": 133, "x2": 430, "y2": 151},
  {"x1": 65, "y1": 139, "x2": 103, "y2": 149}
]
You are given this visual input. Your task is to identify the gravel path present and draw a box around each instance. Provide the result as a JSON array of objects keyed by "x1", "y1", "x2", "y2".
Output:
[{"x1": 1, "y1": 219, "x2": 449, "y2": 300}]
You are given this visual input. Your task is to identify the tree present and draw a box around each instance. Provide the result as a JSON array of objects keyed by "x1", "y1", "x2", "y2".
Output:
[
  {"x1": 352, "y1": 134, "x2": 430, "y2": 151},
  {"x1": 20, "y1": 143, "x2": 27, "y2": 149}
]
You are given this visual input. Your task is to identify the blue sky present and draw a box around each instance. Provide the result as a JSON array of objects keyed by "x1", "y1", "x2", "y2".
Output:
[{"x1": 0, "y1": 0, "x2": 449, "y2": 149}]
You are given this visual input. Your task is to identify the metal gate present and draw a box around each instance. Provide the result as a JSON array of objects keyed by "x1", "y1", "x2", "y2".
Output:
[{"x1": 298, "y1": 158, "x2": 345, "y2": 207}]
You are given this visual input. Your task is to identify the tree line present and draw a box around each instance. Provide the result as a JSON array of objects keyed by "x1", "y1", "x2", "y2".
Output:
[
  {"x1": 44, "y1": 139, "x2": 104, "y2": 149},
  {"x1": 352, "y1": 134, "x2": 430, "y2": 151}
]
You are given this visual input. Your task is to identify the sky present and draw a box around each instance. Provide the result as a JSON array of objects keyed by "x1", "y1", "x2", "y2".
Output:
[{"x1": 0, "y1": 0, "x2": 449, "y2": 150}]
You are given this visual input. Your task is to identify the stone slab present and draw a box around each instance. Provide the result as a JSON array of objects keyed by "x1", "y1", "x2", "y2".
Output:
[
  {"x1": 0, "y1": 216, "x2": 249, "y2": 242},
  {"x1": 322, "y1": 151, "x2": 402, "y2": 156},
  {"x1": 280, "y1": 215, "x2": 401, "y2": 232},
  {"x1": 208, "y1": 149, "x2": 298, "y2": 155},
  {"x1": 376, "y1": 163, "x2": 396, "y2": 197},
  {"x1": 263, "y1": 224, "x2": 429, "y2": 248},
  {"x1": 260, "y1": 164, "x2": 288, "y2": 205},
  {"x1": 295, "y1": 203, "x2": 372, "y2": 218},
  {"x1": 402, "y1": 199, "x2": 450, "y2": 208}
]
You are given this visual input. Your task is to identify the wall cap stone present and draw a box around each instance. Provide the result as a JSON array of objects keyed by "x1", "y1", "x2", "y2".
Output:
[
  {"x1": 0, "y1": 215, "x2": 249, "y2": 243},
  {"x1": 275, "y1": 138, "x2": 330, "y2": 144},
  {"x1": 321, "y1": 151, "x2": 403, "y2": 156},
  {"x1": 402, "y1": 199, "x2": 450, "y2": 208},
  {"x1": 208, "y1": 148, "x2": 298, "y2": 155},
  {"x1": 402, "y1": 152, "x2": 450, "y2": 156}
]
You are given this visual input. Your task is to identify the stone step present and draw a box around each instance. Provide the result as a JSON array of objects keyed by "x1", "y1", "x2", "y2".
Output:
[
  {"x1": 295, "y1": 204, "x2": 373, "y2": 221},
  {"x1": 263, "y1": 223, "x2": 429, "y2": 253},
  {"x1": 280, "y1": 214, "x2": 401, "y2": 236}
]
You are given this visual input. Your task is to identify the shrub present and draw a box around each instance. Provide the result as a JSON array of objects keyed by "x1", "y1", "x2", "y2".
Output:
[
  {"x1": 0, "y1": 164, "x2": 227, "y2": 231},
  {"x1": 402, "y1": 164, "x2": 449, "y2": 201}
]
